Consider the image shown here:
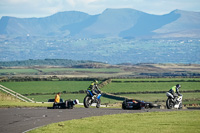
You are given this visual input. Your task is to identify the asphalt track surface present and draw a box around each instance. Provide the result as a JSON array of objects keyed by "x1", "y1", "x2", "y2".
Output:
[{"x1": 0, "y1": 107, "x2": 183, "y2": 133}]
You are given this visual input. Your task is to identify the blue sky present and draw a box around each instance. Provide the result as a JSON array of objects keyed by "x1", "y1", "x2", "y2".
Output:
[{"x1": 0, "y1": 0, "x2": 200, "y2": 18}]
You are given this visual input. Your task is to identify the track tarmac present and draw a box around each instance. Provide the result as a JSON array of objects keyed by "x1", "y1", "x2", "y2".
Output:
[{"x1": 0, "y1": 107, "x2": 181, "y2": 133}]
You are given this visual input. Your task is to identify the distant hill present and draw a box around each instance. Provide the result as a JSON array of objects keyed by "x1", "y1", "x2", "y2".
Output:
[
  {"x1": 0, "y1": 8, "x2": 200, "y2": 38},
  {"x1": 0, "y1": 11, "x2": 90, "y2": 36},
  {"x1": 0, "y1": 59, "x2": 98, "y2": 67},
  {"x1": 0, "y1": 8, "x2": 200, "y2": 64}
]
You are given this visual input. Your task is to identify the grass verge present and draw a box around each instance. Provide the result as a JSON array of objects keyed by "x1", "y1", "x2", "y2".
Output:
[
  {"x1": 0, "y1": 101, "x2": 52, "y2": 108},
  {"x1": 29, "y1": 111, "x2": 200, "y2": 133},
  {"x1": 0, "y1": 91, "x2": 52, "y2": 108}
]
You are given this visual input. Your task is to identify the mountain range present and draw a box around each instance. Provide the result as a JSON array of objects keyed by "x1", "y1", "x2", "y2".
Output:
[
  {"x1": 0, "y1": 8, "x2": 200, "y2": 64},
  {"x1": 0, "y1": 8, "x2": 200, "y2": 38}
]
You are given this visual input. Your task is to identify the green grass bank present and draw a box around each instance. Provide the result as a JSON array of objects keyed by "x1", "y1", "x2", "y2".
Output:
[{"x1": 29, "y1": 111, "x2": 200, "y2": 133}]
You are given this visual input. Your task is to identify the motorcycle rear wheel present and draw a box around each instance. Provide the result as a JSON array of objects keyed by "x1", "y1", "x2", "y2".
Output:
[{"x1": 166, "y1": 98, "x2": 173, "y2": 109}]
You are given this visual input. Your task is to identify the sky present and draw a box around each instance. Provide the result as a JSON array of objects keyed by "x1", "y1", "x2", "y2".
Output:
[{"x1": 0, "y1": 0, "x2": 200, "y2": 18}]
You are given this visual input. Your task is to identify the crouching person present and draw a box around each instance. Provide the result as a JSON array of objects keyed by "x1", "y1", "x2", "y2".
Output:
[
  {"x1": 53, "y1": 92, "x2": 61, "y2": 109},
  {"x1": 53, "y1": 92, "x2": 79, "y2": 109}
]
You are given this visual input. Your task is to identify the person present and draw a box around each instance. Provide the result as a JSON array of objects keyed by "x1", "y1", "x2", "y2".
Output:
[
  {"x1": 87, "y1": 80, "x2": 101, "y2": 99},
  {"x1": 168, "y1": 84, "x2": 182, "y2": 103},
  {"x1": 54, "y1": 92, "x2": 61, "y2": 103}
]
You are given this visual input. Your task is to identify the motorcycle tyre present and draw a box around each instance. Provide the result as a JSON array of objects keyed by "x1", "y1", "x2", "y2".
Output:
[
  {"x1": 96, "y1": 99, "x2": 101, "y2": 108},
  {"x1": 166, "y1": 98, "x2": 173, "y2": 109},
  {"x1": 84, "y1": 96, "x2": 91, "y2": 108}
]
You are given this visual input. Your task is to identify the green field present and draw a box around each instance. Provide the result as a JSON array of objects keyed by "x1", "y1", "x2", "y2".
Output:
[
  {"x1": 39, "y1": 68, "x2": 121, "y2": 73},
  {"x1": 111, "y1": 78, "x2": 200, "y2": 82},
  {"x1": 1, "y1": 78, "x2": 200, "y2": 104},
  {"x1": 0, "y1": 80, "x2": 120, "y2": 104},
  {"x1": 28, "y1": 94, "x2": 119, "y2": 104},
  {"x1": 0, "y1": 67, "x2": 122, "y2": 76},
  {"x1": 0, "y1": 81, "x2": 91, "y2": 94},
  {"x1": 0, "y1": 68, "x2": 38, "y2": 75},
  {"x1": 29, "y1": 111, "x2": 200, "y2": 133},
  {"x1": 102, "y1": 79, "x2": 200, "y2": 93},
  {"x1": 102, "y1": 82, "x2": 200, "y2": 92},
  {"x1": 0, "y1": 91, "x2": 52, "y2": 108},
  {"x1": 119, "y1": 93, "x2": 200, "y2": 104},
  {"x1": 102, "y1": 78, "x2": 200, "y2": 104}
]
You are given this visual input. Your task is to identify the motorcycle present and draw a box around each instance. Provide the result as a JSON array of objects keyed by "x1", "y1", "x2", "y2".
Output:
[
  {"x1": 50, "y1": 99, "x2": 79, "y2": 109},
  {"x1": 166, "y1": 92, "x2": 183, "y2": 109},
  {"x1": 83, "y1": 90, "x2": 101, "y2": 108},
  {"x1": 122, "y1": 99, "x2": 158, "y2": 110}
]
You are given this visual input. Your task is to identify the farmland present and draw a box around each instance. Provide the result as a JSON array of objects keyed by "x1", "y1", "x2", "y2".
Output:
[
  {"x1": 0, "y1": 67, "x2": 121, "y2": 77},
  {"x1": 0, "y1": 81, "x2": 91, "y2": 94},
  {"x1": 102, "y1": 79, "x2": 200, "y2": 93},
  {"x1": 1, "y1": 78, "x2": 200, "y2": 105},
  {"x1": 102, "y1": 78, "x2": 200, "y2": 105},
  {"x1": 1, "y1": 63, "x2": 200, "y2": 78},
  {"x1": 1, "y1": 62, "x2": 200, "y2": 105}
]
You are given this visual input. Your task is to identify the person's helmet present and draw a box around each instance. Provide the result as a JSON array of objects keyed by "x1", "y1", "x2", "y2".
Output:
[
  {"x1": 93, "y1": 80, "x2": 98, "y2": 84},
  {"x1": 176, "y1": 84, "x2": 181, "y2": 89},
  {"x1": 73, "y1": 99, "x2": 79, "y2": 105}
]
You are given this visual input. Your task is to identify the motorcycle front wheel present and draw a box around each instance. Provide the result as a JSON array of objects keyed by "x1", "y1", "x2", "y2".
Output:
[
  {"x1": 83, "y1": 96, "x2": 92, "y2": 108},
  {"x1": 166, "y1": 98, "x2": 173, "y2": 109},
  {"x1": 96, "y1": 99, "x2": 101, "y2": 108}
]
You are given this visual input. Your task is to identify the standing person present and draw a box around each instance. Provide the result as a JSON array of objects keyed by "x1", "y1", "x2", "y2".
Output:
[{"x1": 168, "y1": 84, "x2": 182, "y2": 103}]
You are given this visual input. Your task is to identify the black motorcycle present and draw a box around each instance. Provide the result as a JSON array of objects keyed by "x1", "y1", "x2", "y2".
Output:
[{"x1": 122, "y1": 99, "x2": 158, "y2": 110}]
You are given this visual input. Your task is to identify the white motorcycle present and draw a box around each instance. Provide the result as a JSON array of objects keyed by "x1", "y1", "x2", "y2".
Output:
[{"x1": 166, "y1": 92, "x2": 183, "y2": 109}]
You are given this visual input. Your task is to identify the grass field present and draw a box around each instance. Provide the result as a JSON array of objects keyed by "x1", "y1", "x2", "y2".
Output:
[
  {"x1": 0, "y1": 91, "x2": 52, "y2": 108},
  {"x1": 0, "y1": 81, "x2": 91, "y2": 94},
  {"x1": 39, "y1": 68, "x2": 122, "y2": 73},
  {"x1": 0, "y1": 80, "x2": 121, "y2": 104},
  {"x1": 119, "y1": 93, "x2": 200, "y2": 104},
  {"x1": 0, "y1": 68, "x2": 38, "y2": 75},
  {"x1": 111, "y1": 78, "x2": 200, "y2": 82},
  {"x1": 28, "y1": 93, "x2": 120, "y2": 104},
  {"x1": 103, "y1": 78, "x2": 200, "y2": 105},
  {"x1": 1, "y1": 63, "x2": 200, "y2": 78},
  {"x1": 1, "y1": 78, "x2": 200, "y2": 104},
  {"x1": 0, "y1": 67, "x2": 122, "y2": 76},
  {"x1": 102, "y1": 81, "x2": 200, "y2": 93},
  {"x1": 29, "y1": 111, "x2": 200, "y2": 133}
]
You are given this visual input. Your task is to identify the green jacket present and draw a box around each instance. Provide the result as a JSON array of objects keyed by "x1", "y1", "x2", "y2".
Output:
[
  {"x1": 169, "y1": 86, "x2": 181, "y2": 96},
  {"x1": 88, "y1": 82, "x2": 100, "y2": 95},
  {"x1": 171, "y1": 86, "x2": 177, "y2": 93}
]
